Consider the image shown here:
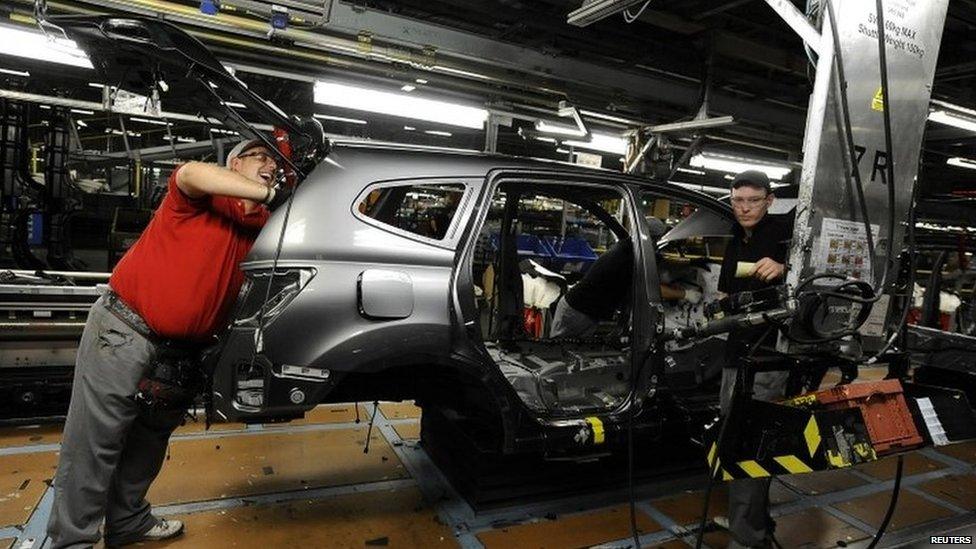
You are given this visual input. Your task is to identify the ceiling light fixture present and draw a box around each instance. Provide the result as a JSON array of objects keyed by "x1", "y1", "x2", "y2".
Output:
[
  {"x1": 424, "y1": 130, "x2": 452, "y2": 137},
  {"x1": 130, "y1": 117, "x2": 171, "y2": 126},
  {"x1": 313, "y1": 113, "x2": 368, "y2": 125},
  {"x1": 929, "y1": 110, "x2": 976, "y2": 133},
  {"x1": 400, "y1": 84, "x2": 416, "y2": 92},
  {"x1": 690, "y1": 152, "x2": 793, "y2": 180},
  {"x1": 0, "y1": 68, "x2": 30, "y2": 77},
  {"x1": 314, "y1": 81, "x2": 487, "y2": 129},
  {"x1": 947, "y1": 157, "x2": 976, "y2": 170},
  {"x1": 0, "y1": 25, "x2": 92, "y2": 69},
  {"x1": 535, "y1": 120, "x2": 587, "y2": 137},
  {"x1": 567, "y1": 0, "x2": 648, "y2": 27},
  {"x1": 563, "y1": 132, "x2": 629, "y2": 155}
]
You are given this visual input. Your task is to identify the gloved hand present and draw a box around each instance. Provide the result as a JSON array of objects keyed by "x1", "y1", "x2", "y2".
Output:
[
  {"x1": 264, "y1": 185, "x2": 293, "y2": 211},
  {"x1": 683, "y1": 288, "x2": 703, "y2": 304}
]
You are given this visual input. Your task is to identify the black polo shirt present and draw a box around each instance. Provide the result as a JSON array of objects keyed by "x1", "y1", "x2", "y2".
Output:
[
  {"x1": 718, "y1": 213, "x2": 794, "y2": 296},
  {"x1": 718, "y1": 212, "x2": 794, "y2": 361},
  {"x1": 565, "y1": 239, "x2": 633, "y2": 320}
]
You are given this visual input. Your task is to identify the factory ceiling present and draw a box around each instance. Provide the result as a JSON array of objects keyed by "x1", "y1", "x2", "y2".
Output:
[{"x1": 1, "y1": 0, "x2": 975, "y2": 224}]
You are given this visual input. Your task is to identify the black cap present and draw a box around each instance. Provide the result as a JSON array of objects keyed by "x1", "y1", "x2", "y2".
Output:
[{"x1": 731, "y1": 170, "x2": 771, "y2": 194}]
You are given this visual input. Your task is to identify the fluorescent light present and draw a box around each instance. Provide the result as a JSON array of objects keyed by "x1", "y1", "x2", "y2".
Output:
[
  {"x1": 0, "y1": 68, "x2": 29, "y2": 77},
  {"x1": 88, "y1": 82, "x2": 105, "y2": 89},
  {"x1": 221, "y1": 101, "x2": 246, "y2": 109},
  {"x1": 424, "y1": 130, "x2": 452, "y2": 137},
  {"x1": 677, "y1": 167, "x2": 706, "y2": 176},
  {"x1": 105, "y1": 129, "x2": 141, "y2": 137},
  {"x1": 947, "y1": 157, "x2": 976, "y2": 170},
  {"x1": 0, "y1": 25, "x2": 92, "y2": 69},
  {"x1": 312, "y1": 113, "x2": 367, "y2": 125},
  {"x1": 404, "y1": 126, "x2": 416, "y2": 131},
  {"x1": 400, "y1": 84, "x2": 416, "y2": 92},
  {"x1": 929, "y1": 110, "x2": 976, "y2": 133},
  {"x1": 209, "y1": 127, "x2": 239, "y2": 135},
  {"x1": 415, "y1": 78, "x2": 428, "y2": 84},
  {"x1": 535, "y1": 136, "x2": 557, "y2": 143},
  {"x1": 76, "y1": 120, "x2": 87, "y2": 128},
  {"x1": 164, "y1": 135, "x2": 196, "y2": 143},
  {"x1": 556, "y1": 148, "x2": 570, "y2": 154},
  {"x1": 690, "y1": 153, "x2": 792, "y2": 180},
  {"x1": 130, "y1": 117, "x2": 171, "y2": 126},
  {"x1": 563, "y1": 132, "x2": 629, "y2": 155},
  {"x1": 535, "y1": 120, "x2": 587, "y2": 137},
  {"x1": 70, "y1": 108, "x2": 94, "y2": 115},
  {"x1": 314, "y1": 81, "x2": 488, "y2": 129}
]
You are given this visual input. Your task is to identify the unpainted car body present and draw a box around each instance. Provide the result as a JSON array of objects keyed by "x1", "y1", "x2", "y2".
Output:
[
  {"x1": 212, "y1": 143, "x2": 735, "y2": 456},
  {"x1": 53, "y1": 14, "x2": 736, "y2": 457}
]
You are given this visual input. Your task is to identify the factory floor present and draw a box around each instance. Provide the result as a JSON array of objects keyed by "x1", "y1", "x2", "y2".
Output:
[{"x1": 0, "y1": 368, "x2": 974, "y2": 549}]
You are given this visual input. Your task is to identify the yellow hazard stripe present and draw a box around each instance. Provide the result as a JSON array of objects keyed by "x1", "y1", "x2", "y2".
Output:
[
  {"x1": 804, "y1": 416, "x2": 821, "y2": 458},
  {"x1": 722, "y1": 468, "x2": 733, "y2": 481},
  {"x1": 737, "y1": 460, "x2": 771, "y2": 478},
  {"x1": 774, "y1": 455, "x2": 814, "y2": 474},
  {"x1": 707, "y1": 442, "x2": 718, "y2": 468},
  {"x1": 585, "y1": 417, "x2": 605, "y2": 445},
  {"x1": 827, "y1": 449, "x2": 849, "y2": 468}
]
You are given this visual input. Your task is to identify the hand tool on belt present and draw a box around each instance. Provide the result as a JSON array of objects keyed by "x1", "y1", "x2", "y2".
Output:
[{"x1": 104, "y1": 290, "x2": 214, "y2": 412}]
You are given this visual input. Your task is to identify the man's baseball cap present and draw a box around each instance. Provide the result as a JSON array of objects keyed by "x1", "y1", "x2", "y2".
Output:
[
  {"x1": 225, "y1": 138, "x2": 268, "y2": 168},
  {"x1": 730, "y1": 170, "x2": 772, "y2": 194}
]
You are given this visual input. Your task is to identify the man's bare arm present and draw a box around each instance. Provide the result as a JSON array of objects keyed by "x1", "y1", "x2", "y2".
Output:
[{"x1": 176, "y1": 161, "x2": 269, "y2": 201}]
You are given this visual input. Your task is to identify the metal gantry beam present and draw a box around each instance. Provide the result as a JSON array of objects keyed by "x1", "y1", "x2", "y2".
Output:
[{"x1": 46, "y1": 0, "x2": 806, "y2": 131}]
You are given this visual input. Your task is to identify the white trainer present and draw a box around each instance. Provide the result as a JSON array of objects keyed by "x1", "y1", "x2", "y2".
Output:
[{"x1": 141, "y1": 518, "x2": 185, "y2": 541}]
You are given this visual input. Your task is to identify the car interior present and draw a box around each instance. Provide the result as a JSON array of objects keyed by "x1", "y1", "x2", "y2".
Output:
[{"x1": 468, "y1": 183, "x2": 733, "y2": 417}]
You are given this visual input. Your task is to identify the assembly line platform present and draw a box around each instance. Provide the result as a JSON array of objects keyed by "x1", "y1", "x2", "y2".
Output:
[{"x1": 0, "y1": 368, "x2": 974, "y2": 548}]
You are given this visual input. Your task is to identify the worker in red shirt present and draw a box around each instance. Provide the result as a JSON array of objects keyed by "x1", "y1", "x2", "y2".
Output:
[{"x1": 47, "y1": 139, "x2": 286, "y2": 548}]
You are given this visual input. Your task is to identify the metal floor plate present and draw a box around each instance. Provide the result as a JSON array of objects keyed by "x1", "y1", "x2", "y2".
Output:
[
  {"x1": 147, "y1": 427, "x2": 409, "y2": 505},
  {"x1": 833, "y1": 490, "x2": 956, "y2": 531},
  {"x1": 0, "y1": 401, "x2": 973, "y2": 548},
  {"x1": 0, "y1": 452, "x2": 57, "y2": 528},
  {"x1": 476, "y1": 504, "x2": 661, "y2": 548}
]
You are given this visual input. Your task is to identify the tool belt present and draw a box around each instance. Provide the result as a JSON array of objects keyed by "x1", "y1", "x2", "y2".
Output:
[{"x1": 104, "y1": 290, "x2": 213, "y2": 412}]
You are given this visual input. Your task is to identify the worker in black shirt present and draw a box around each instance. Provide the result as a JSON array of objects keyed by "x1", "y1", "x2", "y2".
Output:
[
  {"x1": 716, "y1": 170, "x2": 794, "y2": 548},
  {"x1": 551, "y1": 218, "x2": 701, "y2": 338}
]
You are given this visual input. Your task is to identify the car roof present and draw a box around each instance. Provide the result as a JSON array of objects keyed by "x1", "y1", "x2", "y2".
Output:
[
  {"x1": 327, "y1": 138, "x2": 616, "y2": 174},
  {"x1": 323, "y1": 140, "x2": 733, "y2": 219}
]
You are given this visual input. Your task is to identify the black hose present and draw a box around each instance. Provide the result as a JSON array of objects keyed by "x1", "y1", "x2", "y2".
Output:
[
  {"x1": 874, "y1": 0, "x2": 898, "y2": 293},
  {"x1": 825, "y1": 0, "x2": 876, "y2": 279},
  {"x1": 868, "y1": 454, "x2": 904, "y2": 549}
]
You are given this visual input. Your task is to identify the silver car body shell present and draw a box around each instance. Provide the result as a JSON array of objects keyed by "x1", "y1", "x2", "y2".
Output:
[{"x1": 212, "y1": 142, "x2": 734, "y2": 452}]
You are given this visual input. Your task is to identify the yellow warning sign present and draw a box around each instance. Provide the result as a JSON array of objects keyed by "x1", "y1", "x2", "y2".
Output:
[{"x1": 872, "y1": 87, "x2": 885, "y2": 112}]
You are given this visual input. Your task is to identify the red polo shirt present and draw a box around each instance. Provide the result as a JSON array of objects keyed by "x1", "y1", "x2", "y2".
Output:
[{"x1": 110, "y1": 166, "x2": 270, "y2": 341}]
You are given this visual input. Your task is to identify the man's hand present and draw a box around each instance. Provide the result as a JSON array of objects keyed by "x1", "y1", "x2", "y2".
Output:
[
  {"x1": 683, "y1": 288, "x2": 703, "y2": 304},
  {"x1": 264, "y1": 185, "x2": 293, "y2": 211},
  {"x1": 751, "y1": 257, "x2": 785, "y2": 282}
]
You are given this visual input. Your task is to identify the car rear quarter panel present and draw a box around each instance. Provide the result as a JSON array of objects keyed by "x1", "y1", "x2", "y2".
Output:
[{"x1": 243, "y1": 148, "x2": 486, "y2": 374}]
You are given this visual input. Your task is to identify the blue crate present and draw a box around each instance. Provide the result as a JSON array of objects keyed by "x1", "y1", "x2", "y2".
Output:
[
  {"x1": 488, "y1": 233, "x2": 556, "y2": 264},
  {"x1": 545, "y1": 236, "x2": 598, "y2": 272}
]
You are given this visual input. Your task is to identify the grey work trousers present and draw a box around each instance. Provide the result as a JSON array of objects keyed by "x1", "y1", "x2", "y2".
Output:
[
  {"x1": 550, "y1": 298, "x2": 597, "y2": 338},
  {"x1": 719, "y1": 367, "x2": 789, "y2": 549},
  {"x1": 47, "y1": 295, "x2": 185, "y2": 549}
]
